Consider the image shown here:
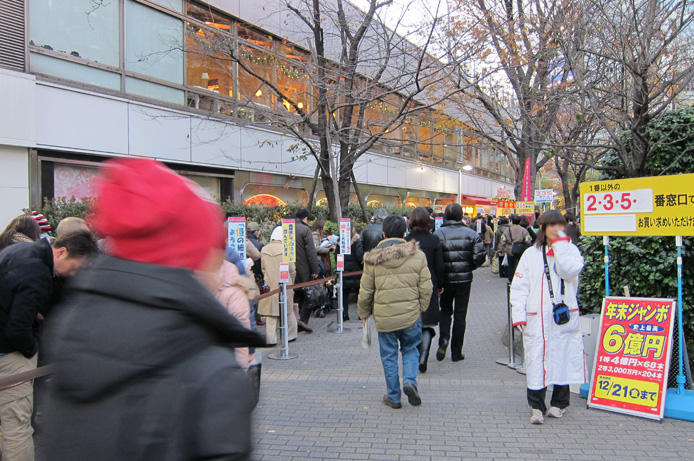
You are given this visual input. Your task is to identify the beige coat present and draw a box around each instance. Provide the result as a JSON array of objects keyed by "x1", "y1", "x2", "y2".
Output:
[
  {"x1": 357, "y1": 239, "x2": 432, "y2": 333},
  {"x1": 246, "y1": 239, "x2": 261, "y2": 261},
  {"x1": 213, "y1": 261, "x2": 259, "y2": 370},
  {"x1": 258, "y1": 240, "x2": 296, "y2": 317}
]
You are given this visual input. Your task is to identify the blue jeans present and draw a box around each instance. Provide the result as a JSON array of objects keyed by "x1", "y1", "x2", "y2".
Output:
[{"x1": 377, "y1": 318, "x2": 422, "y2": 403}]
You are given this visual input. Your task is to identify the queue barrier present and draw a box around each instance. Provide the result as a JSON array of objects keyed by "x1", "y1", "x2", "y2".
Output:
[{"x1": 0, "y1": 271, "x2": 366, "y2": 389}]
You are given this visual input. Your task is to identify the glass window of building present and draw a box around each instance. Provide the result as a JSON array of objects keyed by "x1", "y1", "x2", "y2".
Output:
[
  {"x1": 30, "y1": 53, "x2": 121, "y2": 90},
  {"x1": 30, "y1": 0, "x2": 119, "y2": 67},
  {"x1": 126, "y1": 0, "x2": 184, "y2": 84},
  {"x1": 126, "y1": 77, "x2": 185, "y2": 105},
  {"x1": 237, "y1": 24, "x2": 274, "y2": 51},
  {"x1": 417, "y1": 115, "x2": 432, "y2": 160},
  {"x1": 152, "y1": 0, "x2": 184, "y2": 12},
  {"x1": 402, "y1": 116, "x2": 417, "y2": 158},
  {"x1": 238, "y1": 45, "x2": 275, "y2": 108},
  {"x1": 277, "y1": 59, "x2": 309, "y2": 113},
  {"x1": 186, "y1": 27, "x2": 235, "y2": 98},
  {"x1": 187, "y1": 2, "x2": 233, "y2": 30}
]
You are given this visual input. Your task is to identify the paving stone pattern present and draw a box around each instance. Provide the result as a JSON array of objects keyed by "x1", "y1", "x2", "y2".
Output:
[{"x1": 253, "y1": 268, "x2": 694, "y2": 460}]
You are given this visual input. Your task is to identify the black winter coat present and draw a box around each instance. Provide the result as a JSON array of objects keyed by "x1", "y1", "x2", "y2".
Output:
[
  {"x1": 248, "y1": 234, "x2": 264, "y2": 278},
  {"x1": 43, "y1": 255, "x2": 265, "y2": 461},
  {"x1": 361, "y1": 222, "x2": 384, "y2": 253},
  {"x1": 435, "y1": 221, "x2": 486, "y2": 284},
  {"x1": 294, "y1": 219, "x2": 319, "y2": 283},
  {"x1": 340, "y1": 235, "x2": 364, "y2": 290},
  {"x1": 0, "y1": 239, "x2": 54, "y2": 357},
  {"x1": 405, "y1": 231, "x2": 443, "y2": 325}
]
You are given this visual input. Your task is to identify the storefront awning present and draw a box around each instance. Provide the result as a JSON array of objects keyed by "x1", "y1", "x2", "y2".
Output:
[{"x1": 462, "y1": 195, "x2": 497, "y2": 206}]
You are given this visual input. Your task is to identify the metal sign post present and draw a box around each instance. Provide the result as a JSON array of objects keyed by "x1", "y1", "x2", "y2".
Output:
[
  {"x1": 268, "y1": 264, "x2": 297, "y2": 360},
  {"x1": 496, "y1": 282, "x2": 520, "y2": 367},
  {"x1": 329, "y1": 254, "x2": 350, "y2": 334}
]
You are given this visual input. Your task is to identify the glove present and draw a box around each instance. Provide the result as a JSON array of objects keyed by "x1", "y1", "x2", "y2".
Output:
[{"x1": 515, "y1": 324, "x2": 525, "y2": 334}]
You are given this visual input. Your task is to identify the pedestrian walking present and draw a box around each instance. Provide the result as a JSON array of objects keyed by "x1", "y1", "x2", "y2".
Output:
[
  {"x1": 500, "y1": 214, "x2": 532, "y2": 282},
  {"x1": 565, "y1": 211, "x2": 581, "y2": 245},
  {"x1": 42, "y1": 158, "x2": 264, "y2": 460},
  {"x1": 434, "y1": 204, "x2": 485, "y2": 362},
  {"x1": 338, "y1": 219, "x2": 363, "y2": 321},
  {"x1": 511, "y1": 210, "x2": 586, "y2": 425},
  {"x1": 520, "y1": 215, "x2": 537, "y2": 244},
  {"x1": 259, "y1": 226, "x2": 298, "y2": 345},
  {"x1": 0, "y1": 229, "x2": 97, "y2": 460},
  {"x1": 358, "y1": 215, "x2": 432, "y2": 409},
  {"x1": 293, "y1": 209, "x2": 320, "y2": 332},
  {"x1": 360, "y1": 208, "x2": 388, "y2": 252},
  {"x1": 405, "y1": 207, "x2": 444, "y2": 373},
  {"x1": 495, "y1": 216, "x2": 510, "y2": 278}
]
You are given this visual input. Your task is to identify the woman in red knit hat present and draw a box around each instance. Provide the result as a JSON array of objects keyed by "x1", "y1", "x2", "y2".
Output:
[{"x1": 43, "y1": 157, "x2": 264, "y2": 460}]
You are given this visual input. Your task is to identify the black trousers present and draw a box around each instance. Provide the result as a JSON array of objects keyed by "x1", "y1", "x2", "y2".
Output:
[
  {"x1": 507, "y1": 254, "x2": 519, "y2": 282},
  {"x1": 527, "y1": 385, "x2": 571, "y2": 413},
  {"x1": 439, "y1": 283, "x2": 472, "y2": 355},
  {"x1": 295, "y1": 289, "x2": 312, "y2": 324}
]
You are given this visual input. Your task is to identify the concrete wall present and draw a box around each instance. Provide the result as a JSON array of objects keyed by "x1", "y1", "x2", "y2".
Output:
[{"x1": 0, "y1": 146, "x2": 30, "y2": 228}]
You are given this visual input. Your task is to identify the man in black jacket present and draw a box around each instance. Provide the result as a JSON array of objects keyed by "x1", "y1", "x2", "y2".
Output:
[
  {"x1": 434, "y1": 204, "x2": 486, "y2": 362},
  {"x1": 0, "y1": 230, "x2": 97, "y2": 460},
  {"x1": 293, "y1": 209, "x2": 320, "y2": 332},
  {"x1": 361, "y1": 208, "x2": 388, "y2": 252}
]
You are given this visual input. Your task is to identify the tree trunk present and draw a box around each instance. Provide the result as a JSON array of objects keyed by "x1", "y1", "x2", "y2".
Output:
[{"x1": 350, "y1": 171, "x2": 369, "y2": 223}]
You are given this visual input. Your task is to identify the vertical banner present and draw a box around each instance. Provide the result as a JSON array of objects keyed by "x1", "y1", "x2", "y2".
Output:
[
  {"x1": 279, "y1": 262, "x2": 290, "y2": 283},
  {"x1": 476, "y1": 218, "x2": 483, "y2": 234},
  {"x1": 339, "y1": 218, "x2": 351, "y2": 255},
  {"x1": 435, "y1": 216, "x2": 443, "y2": 231},
  {"x1": 589, "y1": 296, "x2": 676, "y2": 420},
  {"x1": 281, "y1": 218, "x2": 296, "y2": 263},
  {"x1": 227, "y1": 217, "x2": 246, "y2": 261},
  {"x1": 336, "y1": 254, "x2": 344, "y2": 272},
  {"x1": 522, "y1": 158, "x2": 532, "y2": 202}
]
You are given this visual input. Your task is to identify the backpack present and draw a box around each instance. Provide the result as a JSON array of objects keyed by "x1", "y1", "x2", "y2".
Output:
[{"x1": 505, "y1": 228, "x2": 528, "y2": 258}]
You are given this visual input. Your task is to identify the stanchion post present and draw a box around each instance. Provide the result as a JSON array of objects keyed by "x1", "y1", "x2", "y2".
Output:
[
  {"x1": 676, "y1": 236, "x2": 685, "y2": 393},
  {"x1": 604, "y1": 236, "x2": 610, "y2": 297},
  {"x1": 337, "y1": 271, "x2": 344, "y2": 333},
  {"x1": 496, "y1": 282, "x2": 518, "y2": 367},
  {"x1": 279, "y1": 282, "x2": 289, "y2": 359}
]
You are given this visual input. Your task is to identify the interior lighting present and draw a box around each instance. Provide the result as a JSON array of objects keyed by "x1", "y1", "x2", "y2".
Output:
[
  {"x1": 297, "y1": 102, "x2": 304, "y2": 109},
  {"x1": 462, "y1": 164, "x2": 474, "y2": 171},
  {"x1": 255, "y1": 90, "x2": 263, "y2": 97}
]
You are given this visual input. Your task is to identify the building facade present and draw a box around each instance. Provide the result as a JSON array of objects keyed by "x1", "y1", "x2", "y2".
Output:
[{"x1": 0, "y1": 0, "x2": 515, "y2": 226}]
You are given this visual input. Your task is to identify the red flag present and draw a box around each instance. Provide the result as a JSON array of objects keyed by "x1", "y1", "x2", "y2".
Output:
[{"x1": 522, "y1": 158, "x2": 532, "y2": 202}]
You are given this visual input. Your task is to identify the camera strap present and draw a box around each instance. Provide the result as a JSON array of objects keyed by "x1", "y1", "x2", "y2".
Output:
[{"x1": 542, "y1": 245, "x2": 565, "y2": 306}]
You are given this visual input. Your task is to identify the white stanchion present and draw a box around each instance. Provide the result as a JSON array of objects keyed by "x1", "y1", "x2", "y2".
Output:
[{"x1": 267, "y1": 281, "x2": 297, "y2": 360}]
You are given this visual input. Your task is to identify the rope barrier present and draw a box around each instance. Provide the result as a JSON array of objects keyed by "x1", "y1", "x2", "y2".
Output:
[
  {"x1": 1, "y1": 271, "x2": 366, "y2": 390},
  {"x1": 0, "y1": 364, "x2": 54, "y2": 392}
]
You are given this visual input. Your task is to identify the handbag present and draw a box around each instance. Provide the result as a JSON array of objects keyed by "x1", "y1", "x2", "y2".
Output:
[
  {"x1": 254, "y1": 273, "x2": 270, "y2": 294},
  {"x1": 491, "y1": 256, "x2": 499, "y2": 274},
  {"x1": 362, "y1": 316, "x2": 376, "y2": 349},
  {"x1": 303, "y1": 283, "x2": 329, "y2": 308},
  {"x1": 543, "y1": 246, "x2": 570, "y2": 325}
]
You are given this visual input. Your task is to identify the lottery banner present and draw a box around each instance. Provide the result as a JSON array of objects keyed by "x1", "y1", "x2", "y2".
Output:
[
  {"x1": 580, "y1": 173, "x2": 694, "y2": 236},
  {"x1": 339, "y1": 218, "x2": 351, "y2": 255},
  {"x1": 281, "y1": 219, "x2": 296, "y2": 263},
  {"x1": 227, "y1": 217, "x2": 246, "y2": 261},
  {"x1": 588, "y1": 297, "x2": 676, "y2": 420}
]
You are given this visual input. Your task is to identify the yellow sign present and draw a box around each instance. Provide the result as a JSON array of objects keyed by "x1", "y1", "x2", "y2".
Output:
[
  {"x1": 593, "y1": 375, "x2": 661, "y2": 409},
  {"x1": 281, "y1": 219, "x2": 296, "y2": 263},
  {"x1": 580, "y1": 174, "x2": 694, "y2": 236},
  {"x1": 516, "y1": 202, "x2": 535, "y2": 214}
]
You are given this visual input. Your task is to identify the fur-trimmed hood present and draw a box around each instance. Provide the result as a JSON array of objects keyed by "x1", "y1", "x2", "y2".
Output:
[{"x1": 364, "y1": 239, "x2": 418, "y2": 268}]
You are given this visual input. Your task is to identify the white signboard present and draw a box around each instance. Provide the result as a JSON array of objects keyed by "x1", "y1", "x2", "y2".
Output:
[{"x1": 535, "y1": 189, "x2": 555, "y2": 203}]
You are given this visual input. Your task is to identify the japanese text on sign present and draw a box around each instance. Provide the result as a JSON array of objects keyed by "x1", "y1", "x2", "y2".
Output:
[
  {"x1": 516, "y1": 202, "x2": 534, "y2": 215},
  {"x1": 339, "y1": 218, "x2": 351, "y2": 255},
  {"x1": 227, "y1": 217, "x2": 246, "y2": 261},
  {"x1": 279, "y1": 263, "x2": 290, "y2": 283},
  {"x1": 588, "y1": 297, "x2": 676, "y2": 420},
  {"x1": 336, "y1": 254, "x2": 344, "y2": 272},
  {"x1": 580, "y1": 174, "x2": 694, "y2": 236},
  {"x1": 535, "y1": 189, "x2": 555, "y2": 203},
  {"x1": 282, "y1": 219, "x2": 296, "y2": 263}
]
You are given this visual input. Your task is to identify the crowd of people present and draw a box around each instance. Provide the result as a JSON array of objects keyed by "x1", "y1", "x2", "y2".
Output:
[{"x1": 0, "y1": 157, "x2": 587, "y2": 459}]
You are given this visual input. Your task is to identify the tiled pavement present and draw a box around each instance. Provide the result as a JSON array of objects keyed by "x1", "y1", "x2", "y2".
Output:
[{"x1": 253, "y1": 268, "x2": 694, "y2": 460}]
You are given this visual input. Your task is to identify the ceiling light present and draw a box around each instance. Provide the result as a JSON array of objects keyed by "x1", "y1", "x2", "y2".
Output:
[{"x1": 255, "y1": 90, "x2": 263, "y2": 97}]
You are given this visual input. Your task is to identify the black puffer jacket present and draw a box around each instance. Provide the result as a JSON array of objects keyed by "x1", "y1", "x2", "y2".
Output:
[
  {"x1": 43, "y1": 255, "x2": 265, "y2": 461},
  {"x1": 360, "y1": 222, "x2": 384, "y2": 253},
  {"x1": 435, "y1": 221, "x2": 486, "y2": 284},
  {"x1": 0, "y1": 239, "x2": 54, "y2": 358},
  {"x1": 294, "y1": 219, "x2": 319, "y2": 283}
]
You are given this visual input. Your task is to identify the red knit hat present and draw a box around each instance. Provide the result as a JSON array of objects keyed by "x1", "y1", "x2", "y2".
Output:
[
  {"x1": 31, "y1": 211, "x2": 51, "y2": 232},
  {"x1": 90, "y1": 158, "x2": 225, "y2": 271}
]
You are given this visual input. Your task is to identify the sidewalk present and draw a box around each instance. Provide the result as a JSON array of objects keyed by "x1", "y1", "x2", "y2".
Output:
[{"x1": 253, "y1": 267, "x2": 693, "y2": 460}]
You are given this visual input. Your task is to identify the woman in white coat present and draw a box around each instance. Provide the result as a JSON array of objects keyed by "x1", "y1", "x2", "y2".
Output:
[{"x1": 511, "y1": 210, "x2": 586, "y2": 424}]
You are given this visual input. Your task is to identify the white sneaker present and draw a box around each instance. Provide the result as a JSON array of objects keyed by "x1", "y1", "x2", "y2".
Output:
[
  {"x1": 547, "y1": 406, "x2": 566, "y2": 418},
  {"x1": 530, "y1": 409, "x2": 544, "y2": 424}
]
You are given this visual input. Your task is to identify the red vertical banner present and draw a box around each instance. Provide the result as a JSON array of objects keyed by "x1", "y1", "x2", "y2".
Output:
[
  {"x1": 522, "y1": 158, "x2": 532, "y2": 202},
  {"x1": 589, "y1": 297, "x2": 676, "y2": 420}
]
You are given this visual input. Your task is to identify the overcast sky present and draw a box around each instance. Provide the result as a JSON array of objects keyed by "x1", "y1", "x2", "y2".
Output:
[{"x1": 350, "y1": 0, "x2": 450, "y2": 38}]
